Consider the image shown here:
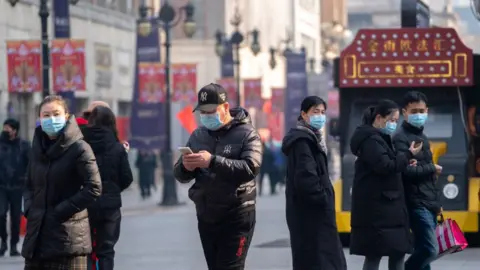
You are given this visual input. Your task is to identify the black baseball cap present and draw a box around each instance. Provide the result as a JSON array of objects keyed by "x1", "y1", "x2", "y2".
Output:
[{"x1": 193, "y1": 83, "x2": 228, "y2": 112}]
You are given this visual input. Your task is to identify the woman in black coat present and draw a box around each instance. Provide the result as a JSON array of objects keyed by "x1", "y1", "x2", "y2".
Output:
[
  {"x1": 83, "y1": 106, "x2": 133, "y2": 270},
  {"x1": 282, "y1": 96, "x2": 347, "y2": 270},
  {"x1": 349, "y1": 100, "x2": 423, "y2": 270},
  {"x1": 22, "y1": 95, "x2": 102, "y2": 270}
]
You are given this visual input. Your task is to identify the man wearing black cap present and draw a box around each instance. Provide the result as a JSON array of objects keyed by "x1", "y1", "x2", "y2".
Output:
[
  {"x1": 0, "y1": 119, "x2": 30, "y2": 256},
  {"x1": 174, "y1": 83, "x2": 263, "y2": 270}
]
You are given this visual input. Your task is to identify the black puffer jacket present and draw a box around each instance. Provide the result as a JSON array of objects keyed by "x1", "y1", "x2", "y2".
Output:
[
  {"x1": 393, "y1": 121, "x2": 440, "y2": 214},
  {"x1": 0, "y1": 136, "x2": 30, "y2": 189},
  {"x1": 22, "y1": 116, "x2": 102, "y2": 259},
  {"x1": 349, "y1": 125, "x2": 412, "y2": 256},
  {"x1": 173, "y1": 108, "x2": 262, "y2": 223},
  {"x1": 83, "y1": 126, "x2": 133, "y2": 209}
]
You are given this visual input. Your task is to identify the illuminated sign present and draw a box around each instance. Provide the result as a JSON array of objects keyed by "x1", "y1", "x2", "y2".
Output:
[{"x1": 339, "y1": 28, "x2": 473, "y2": 88}]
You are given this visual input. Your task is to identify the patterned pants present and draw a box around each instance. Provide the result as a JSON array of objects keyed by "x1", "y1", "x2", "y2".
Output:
[{"x1": 25, "y1": 255, "x2": 88, "y2": 270}]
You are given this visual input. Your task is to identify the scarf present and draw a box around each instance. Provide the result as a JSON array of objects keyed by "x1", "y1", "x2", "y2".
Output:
[{"x1": 296, "y1": 118, "x2": 328, "y2": 155}]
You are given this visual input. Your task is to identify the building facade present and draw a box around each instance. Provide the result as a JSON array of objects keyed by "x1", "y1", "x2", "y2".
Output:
[{"x1": 0, "y1": 0, "x2": 136, "y2": 139}]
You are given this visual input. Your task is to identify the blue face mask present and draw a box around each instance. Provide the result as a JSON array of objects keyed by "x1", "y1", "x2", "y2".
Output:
[
  {"x1": 408, "y1": 113, "x2": 428, "y2": 127},
  {"x1": 381, "y1": 122, "x2": 397, "y2": 135},
  {"x1": 309, "y1": 114, "x2": 326, "y2": 130},
  {"x1": 200, "y1": 113, "x2": 223, "y2": 130},
  {"x1": 41, "y1": 116, "x2": 66, "y2": 136}
]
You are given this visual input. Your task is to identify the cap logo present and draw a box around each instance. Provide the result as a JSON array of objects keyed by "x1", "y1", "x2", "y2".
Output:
[
  {"x1": 200, "y1": 91, "x2": 208, "y2": 102},
  {"x1": 219, "y1": 93, "x2": 226, "y2": 102}
]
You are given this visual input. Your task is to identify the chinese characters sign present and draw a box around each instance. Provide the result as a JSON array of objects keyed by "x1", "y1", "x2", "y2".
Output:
[
  {"x1": 6, "y1": 40, "x2": 42, "y2": 93},
  {"x1": 243, "y1": 78, "x2": 263, "y2": 109},
  {"x1": 172, "y1": 63, "x2": 197, "y2": 104},
  {"x1": 339, "y1": 28, "x2": 473, "y2": 88},
  {"x1": 138, "y1": 62, "x2": 165, "y2": 104},
  {"x1": 216, "y1": 77, "x2": 238, "y2": 108},
  {"x1": 51, "y1": 39, "x2": 86, "y2": 91}
]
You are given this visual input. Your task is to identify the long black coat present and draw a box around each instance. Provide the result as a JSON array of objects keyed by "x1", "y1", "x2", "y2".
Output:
[
  {"x1": 22, "y1": 116, "x2": 102, "y2": 259},
  {"x1": 349, "y1": 125, "x2": 413, "y2": 256},
  {"x1": 282, "y1": 128, "x2": 347, "y2": 270}
]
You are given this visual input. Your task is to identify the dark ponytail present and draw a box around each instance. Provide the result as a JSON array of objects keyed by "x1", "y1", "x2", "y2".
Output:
[{"x1": 361, "y1": 99, "x2": 399, "y2": 125}]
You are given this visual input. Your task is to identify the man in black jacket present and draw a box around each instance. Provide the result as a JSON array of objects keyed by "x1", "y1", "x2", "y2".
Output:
[
  {"x1": 173, "y1": 83, "x2": 262, "y2": 270},
  {"x1": 0, "y1": 119, "x2": 30, "y2": 256},
  {"x1": 393, "y1": 91, "x2": 441, "y2": 270}
]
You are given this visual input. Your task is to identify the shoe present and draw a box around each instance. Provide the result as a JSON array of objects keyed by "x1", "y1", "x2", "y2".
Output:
[
  {"x1": 10, "y1": 248, "x2": 20, "y2": 257},
  {"x1": 0, "y1": 242, "x2": 6, "y2": 257}
]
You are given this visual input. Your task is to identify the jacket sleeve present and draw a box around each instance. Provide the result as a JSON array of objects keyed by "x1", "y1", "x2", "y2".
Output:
[
  {"x1": 360, "y1": 137, "x2": 412, "y2": 175},
  {"x1": 393, "y1": 135, "x2": 436, "y2": 177},
  {"x1": 291, "y1": 140, "x2": 329, "y2": 205},
  {"x1": 54, "y1": 141, "x2": 102, "y2": 220},
  {"x1": 210, "y1": 130, "x2": 263, "y2": 183},
  {"x1": 173, "y1": 136, "x2": 197, "y2": 183},
  {"x1": 118, "y1": 149, "x2": 134, "y2": 191}
]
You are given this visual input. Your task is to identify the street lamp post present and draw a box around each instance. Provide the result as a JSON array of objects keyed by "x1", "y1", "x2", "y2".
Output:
[
  {"x1": 214, "y1": 7, "x2": 260, "y2": 105},
  {"x1": 268, "y1": 35, "x2": 293, "y2": 70},
  {"x1": 139, "y1": 0, "x2": 196, "y2": 206},
  {"x1": 8, "y1": 0, "x2": 79, "y2": 99}
]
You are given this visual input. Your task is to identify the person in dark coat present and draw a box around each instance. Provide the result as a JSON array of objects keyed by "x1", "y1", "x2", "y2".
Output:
[
  {"x1": 22, "y1": 95, "x2": 102, "y2": 270},
  {"x1": 83, "y1": 106, "x2": 133, "y2": 270},
  {"x1": 281, "y1": 96, "x2": 347, "y2": 270},
  {"x1": 0, "y1": 118, "x2": 30, "y2": 256},
  {"x1": 258, "y1": 141, "x2": 278, "y2": 195},
  {"x1": 135, "y1": 150, "x2": 157, "y2": 199},
  {"x1": 349, "y1": 99, "x2": 423, "y2": 270}
]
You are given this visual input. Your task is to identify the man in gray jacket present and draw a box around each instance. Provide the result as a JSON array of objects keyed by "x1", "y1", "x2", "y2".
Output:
[{"x1": 174, "y1": 83, "x2": 262, "y2": 270}]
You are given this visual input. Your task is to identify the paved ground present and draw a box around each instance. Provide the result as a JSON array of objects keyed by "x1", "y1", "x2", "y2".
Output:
[{"x1": 1, "y1": 184, "x2": 479, "y2": 269}]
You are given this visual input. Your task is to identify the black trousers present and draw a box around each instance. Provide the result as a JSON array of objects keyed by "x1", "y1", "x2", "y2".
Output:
[
  {"x1": 25, "y1": 255, "x2": 88, "y2": 270},
  {"x1": 88, "y1": 208, "x2": 121, "y2": 270},
  {"x1": 198, "y1": 210, "x2": 256, "y2": 270},
  {"x1": 0, "y1": 188, "x2": 22, "y2": 246}
]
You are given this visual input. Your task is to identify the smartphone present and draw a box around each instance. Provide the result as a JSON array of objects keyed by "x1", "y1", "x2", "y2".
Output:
[
  {"x1": 178, "y1": 147, "x2": 193, "y2": 155},
  {"x1": 414, "y1": 139, "x2": 423, "y2": 148}
]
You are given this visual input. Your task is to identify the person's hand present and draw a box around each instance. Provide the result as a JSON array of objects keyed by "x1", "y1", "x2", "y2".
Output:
[
  {"x1": 195, "y1": 150, "x2": 213, "y2": 168},
  {"x1": 123, "y1": 141, "x2": 130, "y2": 153},
  {"x1": 469, "y1": 124, "x2": 477, "y2": 136},
  {"x1": 409, "y1": 141, "x2": 423, "y2": 156},
  {"x1": 182, "y1": 153, "x2": 198, "y2": 171},
  {"x1": 434, "y1": 164, "x2": 443, "y2": 175},
  {"x1": 409, "y1": 159, "x2": 417, "y2": 166}
]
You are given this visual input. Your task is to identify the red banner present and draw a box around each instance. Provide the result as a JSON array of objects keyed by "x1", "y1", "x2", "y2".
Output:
[
  {"x1": 116, "y1": 117, "x2": 130, "y2": 142},
  {"x1": 244, "y1": 78, "x2": 263, "y2": 109},
  {"x1": 51, "y1": 39, "x2": 86, "y2": 92},
  {"x1": 267, "y1": 113, "x2": 284, "y2": 142},
  {"x1": 339, "y1": 28, "x2": 473, "y2": 88},
  {"x1": 327, "y1": 90, "x2": 339, "y2": 118},
  {"x1": 216, "y1": 77, "x2": 238, "y2": 108},
  {"x1": 6, "y1": 40, "x2": 42, "y2": 93},
  {"x1": 172, "y1": 63, "x2": 197, "y2": 104},
  {"x1": 138, "y1": 62, "x2": 166, "y2": 103},
  {"x1": 271, "y1": 88, "x2": 285, "y2": 113}
]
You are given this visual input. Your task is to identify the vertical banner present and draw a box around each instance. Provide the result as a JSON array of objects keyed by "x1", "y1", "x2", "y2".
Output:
[
  {"x1": 130, "y1": 19, "x2": 166, "y2": 150},
  {"x1": 267, "y1": 113, "x2": 284, "y2": 142},
  {"x1": 94, "y1": 43, "x2": 113, "y2": 90},
  {"x1": 327, "y1": 90, "x2": 340, "y2": 118},
  {"x1": 221, "y1": 41, "x2": 234, "y2": 77},
  {"x1": 138, "y1": 62, "x2": 165, "y2": 103},
  {"x1": 285, "y1": 51, "x2": 307, "y2": 132},
  {"x1": 243, "y1": 78, "x2": 263, "y2": 109},
  {"x1": 216, "y1": 77, "x2": 238, "y2": 108},
  {"x1": 53, "y1": 0, "x2": 75, "y2": 112},
  {"x1": 6, "y1": 40, "x2": 42, "y2": 93},
  {"x1": 50, "y1": 39, "x2": 86, "y2": 92},
  {"x1": 172, "y1": 63, "x2": 197, "y2": 104},
  {"x1": 271, "y1": 87, "x2": 285, "y2": 113}
]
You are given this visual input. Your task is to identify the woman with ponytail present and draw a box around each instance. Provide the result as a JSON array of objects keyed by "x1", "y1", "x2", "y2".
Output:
[{"x1": 349, "y1": 99, "x2": 423, "y2": 270}]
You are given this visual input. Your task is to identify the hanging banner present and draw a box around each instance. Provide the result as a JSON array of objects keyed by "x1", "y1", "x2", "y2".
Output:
[
  {"x1": 172, "y1": 63, "x2": 197, "y2": 104},
  {"x1": 267, "y1": 113, "x2": 284, "y2": 142},
  {"x1": 129, "y1": 19, "x2": 166, "y2": 150},
  {"x1": 216, "y1": 77, "x2": 238, "y2": 108},
  {"x1": 221, "y1": 41, "x2": 234, "y2": 77},
  {"x1": 285, "y1": 50, "x2": 308, "y2": 132},
  {"x1": 243, "y1": 78, "x2": 263, "y2": 109},
  {"x1": 271, "y1": 87, "x2": 285, "y2": 113},
  {"x1": 6, "y1": 40, "x2": 42, "y2": 93},
  {"x1": 138, "y1": 62, "x2": 166, "y2": 103},
  {"x1": 50, "y1": 39, "x2": 86, "y2": 92},
  {"x1": 53, "y1": 0, "x2": 76, "y2": 112},
  {"x1": 327, "y1": 90, "x2": 340, "y2": 118}
]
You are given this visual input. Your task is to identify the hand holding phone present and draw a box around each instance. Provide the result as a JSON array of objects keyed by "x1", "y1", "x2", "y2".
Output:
[{"x1": 178, "y1": 147, "x2": 193, "y2": 155}]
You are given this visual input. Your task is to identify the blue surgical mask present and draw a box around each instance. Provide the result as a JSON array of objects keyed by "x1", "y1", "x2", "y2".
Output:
[
  {"x1": 309, "y1": 114, "x2": 326, "y2": 130},
  {"x1": 41, "y1": 116, "x2": 66, "y2": 136},
  {"x1": 200, "y1": 113, "x2": 223, "y2": 130},
  {"x1": 381, "y1": 122, "x2": 397, "y2": 135},
  {"x1": 408, "y1": 113, "x2": 428, "y2": 127}
]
